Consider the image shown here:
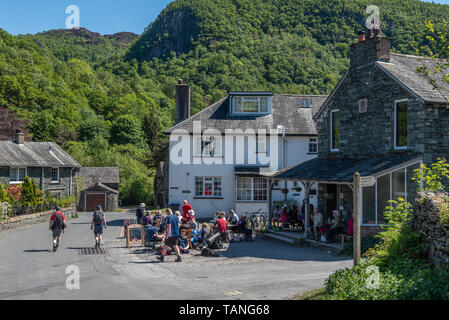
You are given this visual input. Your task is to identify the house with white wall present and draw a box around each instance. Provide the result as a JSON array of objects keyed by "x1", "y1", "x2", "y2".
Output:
[{"x1": 164, "y1": 81, "x2": 327, "y2": 219}]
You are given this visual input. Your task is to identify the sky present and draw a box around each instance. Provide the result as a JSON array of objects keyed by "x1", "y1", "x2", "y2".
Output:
[{"x1": 0, "y1": 0, "x2": 447, "y2": 36}]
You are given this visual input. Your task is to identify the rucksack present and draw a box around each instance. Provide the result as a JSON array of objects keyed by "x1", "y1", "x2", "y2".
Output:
[
  {"x1": 93, "y1": 211, "x2": 104, "y2": 225},
  {"x1": 52, "y1": 213, "x2": 64, "y2": 230}
]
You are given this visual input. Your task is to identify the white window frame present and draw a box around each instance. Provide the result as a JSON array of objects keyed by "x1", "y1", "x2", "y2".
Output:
[
  {"x1": 360, "y1": 160, "x2": 422, "y2": 226},
  {"x1": 231, "y1": 96, "x2": 272, "y2": 115},
  {"x1": 256, "y1": 136, "x2": 267, "y2": 153},
  {"x1": 236, "y1": 177, "x2": 268, "y2": 202},
  {"x1": 194, "y1": 136, "x2": 222, "y2": 157},
  {"x1": 10, "y1": 167, "x2": 27, "y2": 184},
  {"x1": 394, "y1": 99, "x2": 408, "y2": 150},
  {"x1": 51, "y1": 167, "x2": 60, "y2": 183},
  {"x1": 195, "y1": 177, "x2": 222, "y2": 198},
  {"x1": 330, "y1": 109, "x2": 340, "y2": 152},
  {"x1": 309, "y1": 137, "x2": 318, "y2": 154}
]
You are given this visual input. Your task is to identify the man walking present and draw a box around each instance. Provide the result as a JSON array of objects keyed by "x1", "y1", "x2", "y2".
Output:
[
  {"x1": 158, "y1": 208, "x2": 182, "y2": 263},
  {"x1": 49, "y1": 206, "x2": 66, "y2": 252},
  {"x1": 90, "y1": 205, "x2": 107, "y2": 248}
]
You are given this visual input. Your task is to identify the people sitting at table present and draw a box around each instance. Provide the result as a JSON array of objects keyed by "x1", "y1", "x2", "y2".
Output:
[
  {"x1": 178, "y1": 228, "x2": 190, "y2": 254},
  {"x1": 238, "y1": 215, "x2": 254, "y2": 241},
  {"x1": 182, "y1": 200, "x2": 193, "y2": 222},
  {"x1": 227, "y1": 210, "x2": 239, "y2": 226},
  {"x1": 272, "y1": 205, "x2": 281, "y2": 228},
  {"x1": 312, "y1": 208, "x2": 324, "y2": 241},
  {"x1": 280, "y1": 206, "x2": 289, "y2": 229},
  {"x1": 175, "y1": 210, "x2": 182, "y2": 223},
  {"x1": 146, "y1": 219, "x2": 165, "y2": 243},
  {"x1": 153, "y1": 210, "x2": 163, "y2": 222},
  {"x1": 179, "y1": 218, "x2": 190, "y2": 230},
  {"x1": 216, "y1": 212, "x2": 227, "y2": 241},
  {"x1": 324, "y1": 210, "x2": 343, "y2": 243},
  {"x1": 142, "y1": 211, "x2": 153, "y2": 228},
  {"x1": 189, "y1": 214, "x2": 198, "y2": 230}
]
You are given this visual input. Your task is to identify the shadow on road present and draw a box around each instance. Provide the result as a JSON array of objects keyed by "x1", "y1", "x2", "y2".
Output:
[
  {"x1": 24, "y1": 249, "x2": 51, "y2": 253},
  {"x1": 216, "y1": 238, "x2": 351, "y2": 263}
]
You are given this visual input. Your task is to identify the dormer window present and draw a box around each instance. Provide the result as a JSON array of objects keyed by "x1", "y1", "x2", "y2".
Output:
[{"x1": 229, "y1": 92, "x2": 272, "y2": 115}]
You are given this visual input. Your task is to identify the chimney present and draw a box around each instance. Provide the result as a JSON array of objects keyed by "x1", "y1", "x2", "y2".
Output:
[
  {"x1": 349, "y1": 31, "x2": 390, "y2": 69},
  {"x1": 14, "y1": 130, "x2": 24, "y2": 145},
  {"x1": 175, "y1": 79, "x2": 191, "y2": 124},
  {"x1": 357, "y1": 31, "x2": 365, "y2": 43}
]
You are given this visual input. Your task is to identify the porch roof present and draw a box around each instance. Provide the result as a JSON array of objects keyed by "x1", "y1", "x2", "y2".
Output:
[{"x1": 272, "y1": 155, "x2": 422, "y2": 183}]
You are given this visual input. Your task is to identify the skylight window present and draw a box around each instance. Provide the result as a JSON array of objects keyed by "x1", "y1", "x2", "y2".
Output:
[{"x1": 300, "y1": 99, "x2": 310, "y2": 108}]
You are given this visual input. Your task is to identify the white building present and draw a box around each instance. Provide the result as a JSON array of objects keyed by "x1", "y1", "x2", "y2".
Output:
[{"x1": 164, "y1": 82, "x2": 327, "y2": 219}]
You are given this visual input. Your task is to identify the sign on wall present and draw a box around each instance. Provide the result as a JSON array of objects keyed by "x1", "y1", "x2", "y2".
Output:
[{"x1": 360, "y1": 176, "x2": 376, "y2": 187}]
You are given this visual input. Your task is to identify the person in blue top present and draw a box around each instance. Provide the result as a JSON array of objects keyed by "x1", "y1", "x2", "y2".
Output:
[{"x1": 157, "y1": 208, "x2": 182, "y2": 263}]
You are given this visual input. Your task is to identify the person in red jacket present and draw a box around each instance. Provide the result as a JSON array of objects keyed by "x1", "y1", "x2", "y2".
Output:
[
  {"x1": 182, "y1": 200, "x2": 193, "y2": 222},
  {"x1": 49, "y1": 206, "x2": 66, "y2": 252}
]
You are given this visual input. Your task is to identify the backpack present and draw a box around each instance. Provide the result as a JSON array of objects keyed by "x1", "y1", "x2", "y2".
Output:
[
  {"x1": 52, "y1": 213, "x2": 64, "y2": 230},
  {"x1": 93, "y1": 211, "x2": 104, "y2": 225}
]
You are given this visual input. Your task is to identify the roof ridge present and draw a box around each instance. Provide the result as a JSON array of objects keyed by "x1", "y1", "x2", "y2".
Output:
[{"x1": 390, "y1": 52, "x2": 445, "y2": 62}]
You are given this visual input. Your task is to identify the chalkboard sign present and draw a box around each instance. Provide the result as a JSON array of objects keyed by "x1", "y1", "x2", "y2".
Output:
[{"x1": 126, "y1": 224, "x2": 145, "y2": 248}]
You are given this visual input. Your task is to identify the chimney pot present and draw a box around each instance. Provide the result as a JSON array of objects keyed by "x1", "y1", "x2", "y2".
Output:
[
  {"x1": 14, "y1": 130, "x2": 24, "y2": 145},
  {"x1": 357, "y1": 31, "x2": 365, "y2": 43}
]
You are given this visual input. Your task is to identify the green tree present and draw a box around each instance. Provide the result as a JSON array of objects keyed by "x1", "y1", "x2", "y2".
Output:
[
  {"x1": 110, "y1": 115, "x2": 148, "y2": 149},
  {"x1": 21, "y1": 176, "x2": 44, "y2": 208},
  {"x1": 77, "y1": 117, "x2": 110, "y2": 141}
]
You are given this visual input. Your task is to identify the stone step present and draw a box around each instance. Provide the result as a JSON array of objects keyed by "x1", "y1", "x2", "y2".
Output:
[{"x1": 305, "y1": 239, "x2": 342, "y2": 253}]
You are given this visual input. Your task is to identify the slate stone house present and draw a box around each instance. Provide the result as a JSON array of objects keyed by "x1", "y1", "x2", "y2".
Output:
[
  {"x1": 165, "y1": 81, "x2": 327, "y2": 218},
  {"x1": 78, "y1": 167, "x2": 120, "y2": 212},
  {"x1": 0, "y1": 131, "x2": 81, "y2": 199},
  {"x1": 274, "y1": 32, "x2": 449, "y2": 235}
]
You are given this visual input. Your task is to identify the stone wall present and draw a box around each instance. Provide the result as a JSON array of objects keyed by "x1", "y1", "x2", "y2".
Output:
[
  {"x1": 0, "y1": 207, "x2": 76, "y2": 232},
  {"x1": 414, "y1": 192, "x2": 449, "y2": 268}
]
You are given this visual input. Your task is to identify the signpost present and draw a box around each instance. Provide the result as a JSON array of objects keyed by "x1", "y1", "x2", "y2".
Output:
[
  {"x1": 126, "y1": 224, "x2": 145, "y2": 248},
  {"x1": 360, "y1": 176, "x2": 376, "y2": 187},
  {"x1": 353, "y1": 172, "x2": 361, "y2": 265}
]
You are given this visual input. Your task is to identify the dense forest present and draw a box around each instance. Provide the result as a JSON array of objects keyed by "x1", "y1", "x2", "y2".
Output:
[{"x1": 0, "y1": 0, "x2": 448, "y2": 206}]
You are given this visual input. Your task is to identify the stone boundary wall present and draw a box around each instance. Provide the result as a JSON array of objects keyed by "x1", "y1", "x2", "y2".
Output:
[
  {"x1": 0, "y1": 207, "x2": 76, "y2": 232},
  {"x1": 414, "y1": 192, "x2": 449, "y2": 268}
]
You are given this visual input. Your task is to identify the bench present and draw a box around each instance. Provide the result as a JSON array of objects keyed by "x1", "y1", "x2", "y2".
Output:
[{"x1": 340, "y1": 234, "x2": 353, "y2": 246}]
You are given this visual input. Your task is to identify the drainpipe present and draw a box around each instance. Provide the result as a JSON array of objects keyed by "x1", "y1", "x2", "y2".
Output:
[
  {"x1": 282, "y1": 126, "x2": 287, "y2": 205},
  {"x1": 70, "y1": 167, "x2": 74, "y2": 196},
  {"x1": 41, "y1": 167, "x2": 44, "y2": 192}
]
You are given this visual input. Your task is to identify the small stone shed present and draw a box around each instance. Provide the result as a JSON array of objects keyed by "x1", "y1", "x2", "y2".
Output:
[{"x1": 78, "y1": 167, "x2": 120, "y2": 212}]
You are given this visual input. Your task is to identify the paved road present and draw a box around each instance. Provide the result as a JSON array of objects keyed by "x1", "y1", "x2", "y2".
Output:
[{"x1": 0, "y1": 212, "x2": 352, "y2": 300}]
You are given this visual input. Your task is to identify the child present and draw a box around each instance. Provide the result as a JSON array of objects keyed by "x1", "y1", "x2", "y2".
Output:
[{"x1": 178, "y1": 229, "x2": 190, "y2": 254}]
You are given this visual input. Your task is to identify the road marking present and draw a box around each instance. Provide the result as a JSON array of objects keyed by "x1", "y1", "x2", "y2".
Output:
[
  {"x1": 224, "y1": 291, "x2": 243, "y2": 296},
  {"x1": 119, "y1": 227, "x2": 125, "y2": 238}
]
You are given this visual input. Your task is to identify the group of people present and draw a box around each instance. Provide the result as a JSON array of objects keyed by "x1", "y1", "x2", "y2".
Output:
[
  {"x1": 135, "y1": 201, "x2": 255, "y2": 262},
  {"x1": 271, "y1": 203, "x2": 352, "y2": 243},
  {"x1": 48, "y1": 205, "x2": 107, "y2": 252}
]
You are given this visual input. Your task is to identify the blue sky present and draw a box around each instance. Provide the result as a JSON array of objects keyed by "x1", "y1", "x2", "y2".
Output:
[{"x1": 0, "y1": 0, "x2": 448, "y2": 36}]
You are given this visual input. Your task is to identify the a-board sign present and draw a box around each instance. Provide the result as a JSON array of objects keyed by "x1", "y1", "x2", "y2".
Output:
[
  {"x1": 360, "y1": 176, "x2": 376, "y2": 187},
  {"x1": 126, "y1": 224, "x2": 145, "y2": 248}
]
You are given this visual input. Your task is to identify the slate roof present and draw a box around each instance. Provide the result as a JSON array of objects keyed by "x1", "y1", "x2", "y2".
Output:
[
  {"x1": 273, "y1": 155, "x2": 422, "y2": 183},
  {"x1": 165, "y1": 94, "x2": 328, "y2": 136},
  {"x1": 0, "y1": 141, "x2": 80, "y2": 168},
  {"x1": 78, "y1": 167, "x2": 120, "y2": 190},
  {"x1": 377, "y1": 53, "x2": 449, "y2": 104}
]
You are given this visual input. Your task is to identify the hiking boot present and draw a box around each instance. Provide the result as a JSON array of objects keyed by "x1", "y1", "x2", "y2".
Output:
[
  {"x1": 175, "y1": 256, "x2": 182, "y2": 263},
  {"x1": 157, "y1": 255, "x2": 165, "y2": 262}
]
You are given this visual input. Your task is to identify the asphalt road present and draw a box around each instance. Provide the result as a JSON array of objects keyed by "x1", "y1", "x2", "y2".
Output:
[{"x1": 0, "y1": 211, "x2": 352, "y2": 300}]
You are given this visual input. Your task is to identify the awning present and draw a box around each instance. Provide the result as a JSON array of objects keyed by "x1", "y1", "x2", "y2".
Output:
[
  {"x1": 273, "y1": 155, "x2": 422, "y2": 183},
  {"x1": 234, "y1": 165, "x2": 271, "y2": 177}
]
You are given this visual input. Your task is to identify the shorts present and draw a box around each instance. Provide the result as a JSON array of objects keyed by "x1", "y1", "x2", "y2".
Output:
[
  {"x1": 165, "y1": 236, "x2": 179, "y2": 247},
  {"x1": 52, "y1": 228, "x2": 62, "y2": 238},
  {"x1": 94, "y1": 224, "x2": 104, "y2": 235}
]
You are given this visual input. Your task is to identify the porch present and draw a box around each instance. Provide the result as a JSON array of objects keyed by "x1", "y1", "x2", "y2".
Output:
[{"x1": 268, "y1": 154, "x2": 423, "y2": 242}]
